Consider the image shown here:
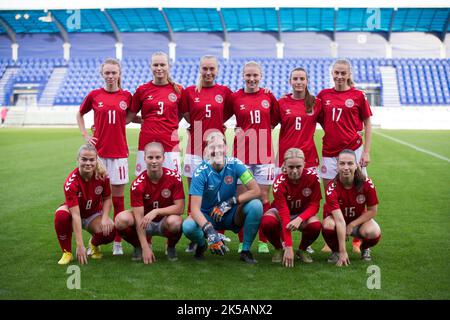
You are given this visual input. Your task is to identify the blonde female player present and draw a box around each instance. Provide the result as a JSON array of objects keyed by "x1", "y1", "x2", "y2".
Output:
[
  {"x1": 128, "y1": 52, "x2": 184, "y2": 175},
  {"x1": 180, "y1": 55, "x2": 233, "y2": 253},
  {"x1": 260, "y1": 148, "x2": 322, "y2": 267},
  {"x1": 76, "y1": 58, "x2": 136, "y2": 256},
  {"x1": 225, "y1": 61, "x2": 278, "y2": 254},
  {"x1": 54, "y1": 144, "x2": 115, "y2": 265},
  {"x1": 317, "y1": 59, "x2": 373, "y2": 253}
]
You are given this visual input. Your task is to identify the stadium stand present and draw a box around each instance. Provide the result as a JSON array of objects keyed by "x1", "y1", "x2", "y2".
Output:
[{"x1": 0, "y1": 7, "x2": 449, "y2": 108}]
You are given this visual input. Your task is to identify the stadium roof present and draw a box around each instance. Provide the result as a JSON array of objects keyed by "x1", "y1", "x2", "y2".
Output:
[{"x1": 0, "y1": 2, "x2": 448, "y2": 42}]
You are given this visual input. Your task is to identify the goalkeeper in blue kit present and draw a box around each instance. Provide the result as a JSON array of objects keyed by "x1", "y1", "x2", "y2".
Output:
[{"x1": 182, "y1": 132, "x2": 263, "y2": 264}]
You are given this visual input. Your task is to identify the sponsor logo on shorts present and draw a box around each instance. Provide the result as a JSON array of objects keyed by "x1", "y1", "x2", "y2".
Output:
[
  {"x1": 356, "y1": 194, "x2": 366, "y2": 204},
  {"x1": 161, "y1": 189, "x2": 171, "y2": 198},
  {"x1": 345, "y1": 99, "x2": 354, "y2": 108},
  {"x1": 224, "y1": 176, "x2": 233, "y2": 184},
  {"x1": 119, "y1": 101, "x2": 128, "y2": 110},
  {"x1": 215, "y1": 94, "x2": 223, "y2": 104},
  {"x1": 95, "y1": 186, "x2": 103, "y2": 195},
  {"x1": 184, "y1": 164, "x2": 191, "y2": 173},
  {"x1": 321, "y1": 165, "x2": 327, "y2": 173},
  {"x1": 168, "y1": 93, "x2": 177, "y2": 102},
  {"x1": 302, "y1": 188, "x2": 312, "y2": 197},
  {"x1": 261, "y1": 99, "x2": 270, "y2": 109}
]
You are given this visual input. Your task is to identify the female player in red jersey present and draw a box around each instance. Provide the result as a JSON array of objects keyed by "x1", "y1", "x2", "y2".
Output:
[
  {"x1": 180, "y1": 55, "x2": 233, "y2": 253},
  {"x1": 260, "y1": 148, "x2": 322, "y2": 267},
  {"x1": 128, "y1": 52, "x2": 184, "y2": 176},
  {"x1": 225, "y1": 61, "x2": 279, "y2": 253},
  {"x1": 54, "y1": 144, "x2": 116, "y2": 265},
  {"x1": 76, "y1": 58, "x2": 134, "y2": 256},
  {"x1": 317, "y1": 59, "x2": 373, "y2": 253},
  {"x1": 273, "y1": 67, "x2": 322, "y2": 171},
  {"x1": 322, "y1": 149, "x2": 381, "y2": 266},
  {"x1": 114, "y1": 142, "x2": 185, "y2": 264}
]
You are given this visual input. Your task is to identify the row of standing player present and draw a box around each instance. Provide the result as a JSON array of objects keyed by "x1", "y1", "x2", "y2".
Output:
[{"x1": 54, "y1": 52, "x2": 380, "y2": 265}]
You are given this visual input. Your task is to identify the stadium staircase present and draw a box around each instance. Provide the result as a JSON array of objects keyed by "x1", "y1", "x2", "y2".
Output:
[
  {"x1": 379, "y1": 66, "x2": 401, "y2": 107},
  {"x1": 39, "y1": 67, "x2": 67, "y2": 106},
  {"x1": 0, "y1": 67, "x2": 20, "y2": 105}
]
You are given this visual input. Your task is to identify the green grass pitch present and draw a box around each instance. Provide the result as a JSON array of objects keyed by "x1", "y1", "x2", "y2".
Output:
[{"x1": 0, "y1": 128, "x2": 449, "y2": 299}]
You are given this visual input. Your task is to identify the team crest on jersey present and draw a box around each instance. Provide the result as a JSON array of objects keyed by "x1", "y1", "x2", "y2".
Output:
[
  {"x1": 119, "y1": 101, "x2": 128, "y2": 110},
  {"x1": 302, "y1": 188, "x2": 312, "y2": 197},
  {"x1": 95, "y1": 186, "x2": 103, "y2": 195},
  {"x1": 184, "y1": 164, "x2": 191, "y2": 173},
  {"x1": 345, "y1": 99, "x2": 354, "y2": 108},
  {"x1": 98, "y1": 102, "x2": 104, "y2": 108},
  {"x1": 168, "y1": 93, "x2": 177, "y2": 102},
  {"x1": 215, "y1": 95, "x2": 223, "y2": 104},
  {"x1": 224, "y1": 176, "x2": 233, "y2": 185},
  {"x1": 261, "y1": 99, "x2": 270, "y2": 109},
  {"x1": 356, "y1": 194, "x2": 366, "y2": 204},
  {"x1": 161, "y1": 189, "x2": 171, "y2": 198}
]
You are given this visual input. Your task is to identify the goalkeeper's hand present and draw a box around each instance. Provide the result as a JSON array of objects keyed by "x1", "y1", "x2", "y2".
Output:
[
  {"x1": 202, "y1": 222, "x2": 229, "y2": 255},
  {"x1": 209, "y1": 196, "x2": 238, "y2": 222}
]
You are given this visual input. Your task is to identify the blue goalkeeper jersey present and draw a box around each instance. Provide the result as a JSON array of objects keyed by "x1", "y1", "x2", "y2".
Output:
[{"x1": 190, "y1": 157, "x2": 254, "y2": 216}]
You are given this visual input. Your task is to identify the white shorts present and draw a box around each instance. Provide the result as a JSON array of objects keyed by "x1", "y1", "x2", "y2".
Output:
[
  {"x1": 135, "y1": 151, "x2": 181, "y2": 176},
  {"x1": 82, "y1": 212, "x2": 102, "y2": 230},
  {"x1": 238, "y1": 163, "x2": 275, "y2": 185},
  {"x1": 98, "y1": 157, "x2": 129, "y2": 185},
  {"x1": 320, "y1": 145, "x2": 368, "y2": 180},
  {"x1": 183, "y1": 154, "x2": 203, "y2": 178},
  {"x1": 274, "y1": 166, "x2": 318, "y2": 177}
]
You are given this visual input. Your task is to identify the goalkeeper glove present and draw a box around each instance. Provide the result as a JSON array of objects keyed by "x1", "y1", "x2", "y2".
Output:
[
  {"x1": 202, "y1": 222, "x2": 229, "y2": 255},
  {"x1": 209, "y1": 196, "x2": 238, "y2": 222}
]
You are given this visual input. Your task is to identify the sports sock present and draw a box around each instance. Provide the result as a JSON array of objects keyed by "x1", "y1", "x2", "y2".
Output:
[
  {"x1": 112, "y1": 196, "x2": 124, "y2": 243},
  {"x1": 54, "y1": 209, "x2": 72, "y2": 252},
  {"x1": 260, "y1": 214, "x2": 282, "y2": 249},
  {"x1": 182, "y1": 219, "x2": 206, "y2": 247},
  {"x1": 299, "y1": 221, "x2": 322, "y2": 251},
  {"x1": 242, "y1": 199, "x2": 263, "y2": 251},
  {"x1": 322, "y1": 228, "x2": 339, "y2": 252},
  {"x1": 361, "y1": 235, "x2": 381, "y2": 250}
]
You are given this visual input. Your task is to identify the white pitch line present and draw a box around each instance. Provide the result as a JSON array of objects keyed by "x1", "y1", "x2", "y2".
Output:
[{"x1": 374, "y1": 131, "x2": 450, "y2": 163}]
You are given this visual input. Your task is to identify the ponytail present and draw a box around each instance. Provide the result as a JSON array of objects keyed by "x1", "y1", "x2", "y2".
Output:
[
  {"x1": 77, "y1": 144, "x2": 107, "y2": 180},
  {"x1": 151, "y1": 51, "x2": 181, "y2": 94}
]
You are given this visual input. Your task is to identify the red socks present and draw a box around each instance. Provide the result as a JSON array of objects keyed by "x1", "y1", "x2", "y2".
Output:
[
  {"x1": 55, "y1": 210, "x2": 72, "y2": 252},
  {"x1": 119, "y1": 227, "x2": 140, "y2": 248},
  {"x1": 260, "y1": 214, "x2": 282, "y2": 249},
  {"x1": 112, "y1": 196, "x2": 124, "y2": 242},
  {"x1": 361, "y1": 235, "x2": 381, "y2": 250},
  {"x1": 322, "y1": 228, "x2": 340, "y2": 252},
  {"x1": 299, "y1": 221, "x2": 322, "y2": 251}
]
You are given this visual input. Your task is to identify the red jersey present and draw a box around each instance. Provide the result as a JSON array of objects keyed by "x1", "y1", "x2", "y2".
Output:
[
  {"x1": 130, "y1": 168, "x2": 185, "y2": 222},
  {"x1": 323, "y1": 178, "x2": 379, "y2": 224},
  {"x1": 79, "y1": 88, "x2": 132, "y2": 158},
  {"x1": 271, "y1": 170, "x2": 322, "y2": 247},
  {"x1": 63, "y1": 168, "x2": 112, "y2": 219},
  {"x1": 131, "y1": 81, "x2": 183, "y2": 152},
  {"x1": 317, "y1": 87, "x2": 372, "y2": 157},
  {"x1": 180, "y1": 84, "x2": 232, "y2": 156},
  {"x1": 227, "y1": 89, "x2": 278, "y2": 165},
  {"x1": 273, "y1": 95, "x2": 322, "y2": 168}
]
